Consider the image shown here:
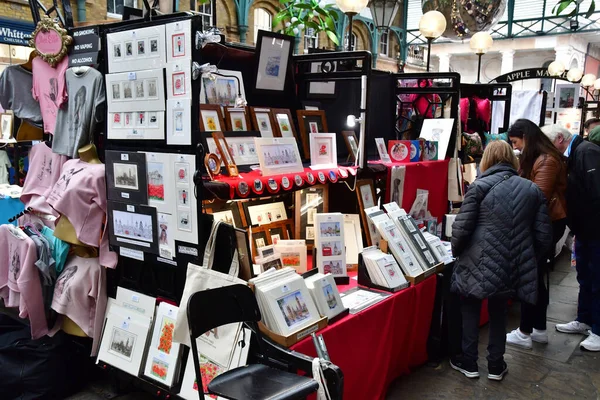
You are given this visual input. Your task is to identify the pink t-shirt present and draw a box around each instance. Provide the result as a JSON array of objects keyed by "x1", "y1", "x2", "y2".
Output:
[
  {"x1": 47, "y1": 159, "x2": 118, "y2": 269},
  {"x1": 0, "y1": 225, "x2": 47, "y2": 339},
  {"x1": 32, "y1": 57, "x2": 68, "y2": 134},
  {"x1": 21, "y1": 142, "x2": 68, "y2": 216}
]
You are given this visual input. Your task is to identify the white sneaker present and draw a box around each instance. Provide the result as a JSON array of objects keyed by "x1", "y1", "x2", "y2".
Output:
[
  {"x1": 531, "y1": 328, "x2": 549, "y2": 344},
  {"x1": 580, "y1": 332, "x2": 600, "y2": 351},
  {"x1": 506, "y1": 329, "x2": 532, "y2": 349},
  {"x1": 556, "y1": 321, "x2": 591, "y2": 334}
]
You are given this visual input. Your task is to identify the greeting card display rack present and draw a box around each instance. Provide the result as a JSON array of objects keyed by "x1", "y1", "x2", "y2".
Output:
[
  {"x1": 302, "y1": 268, "x2": 350, "y2": 324},
  {"x1": 356, "y1": 253, "x2": 410, "y2": 293}
]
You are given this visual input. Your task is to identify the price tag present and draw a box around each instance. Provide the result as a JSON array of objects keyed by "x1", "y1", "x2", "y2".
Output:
[
  {"x1": 127, "y1": 205, "x2": 135, "y2": 212},
  {"x1": 121, "y1": 153, "x2": 129, "y2": 161},
  {"x1": 128, "y1": 72, "x2": 137, "y2": 80},
  {"x1": 121, "y1": 192, "x2": 130, "y2": 199}
]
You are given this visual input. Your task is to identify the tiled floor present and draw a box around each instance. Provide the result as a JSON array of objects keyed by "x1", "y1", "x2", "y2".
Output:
[{"x1": 386, "y1": 251, "x2": 600, "y2": 399}]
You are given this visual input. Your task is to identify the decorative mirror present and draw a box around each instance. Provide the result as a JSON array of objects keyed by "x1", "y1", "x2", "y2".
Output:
[{"x1": 29, "y1": 16, "x2": 72, "y2": 67}]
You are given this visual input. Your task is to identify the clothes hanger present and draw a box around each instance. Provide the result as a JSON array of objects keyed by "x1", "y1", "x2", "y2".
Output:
[{"x1": 21, "y1": 51, "x2": 36, "y2": 72}]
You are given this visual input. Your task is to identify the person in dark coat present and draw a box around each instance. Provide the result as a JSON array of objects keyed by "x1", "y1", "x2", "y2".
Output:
[
  {"x1": 450, "y1": 141, "x2": 552, "y2": 381},
  {"x1": 543, "y1": 124, "x2": 600, "y2": 351}
]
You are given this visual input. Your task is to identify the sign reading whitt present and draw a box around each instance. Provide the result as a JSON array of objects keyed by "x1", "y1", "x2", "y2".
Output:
[{"x1": 0, "y1": 18, "x2": 35, "y2": 46}]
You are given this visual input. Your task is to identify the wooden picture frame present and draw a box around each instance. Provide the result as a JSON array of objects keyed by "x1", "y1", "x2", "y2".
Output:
[
  {"x1": 296, "y1": 110, "x2": 328, "y2": 159},
  {"x1": 342, "y1": 130, "x2": 359, "y2": 162},
  {"x1": 249, "y1": 107, "x2": 280, "y2": 137},
  {"x1": 224, "y1": 106, "x2": 252, "y2": 132},
  {"x1": 250, "y1": 218, "x2": 294, "y2": 261},
  {"x1": 356, "y1": 179, "x2": 377, "y2": 246},
  {"x1": 203, "y1": 199, "x2": 245, "y2": 228},
  {"x1": 271, "y1": 108, "x2": 297, "y2": 140},
  {"x1": 199, "y1": 104, "x2": 226, "y2": 132},
  {"x1": 295, "y1": 184, "x2": 329, "y2": 251},
  {"x1": 200, "y1": 130, "x2": 261, "y2": 168},
  {"x1": 212, "y1": 132, "x2": 239, "y2": 177}
]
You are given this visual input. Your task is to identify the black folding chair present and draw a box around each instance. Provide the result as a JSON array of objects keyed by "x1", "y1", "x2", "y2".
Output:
[{"x1": 187, "y1": 284, "x2": 320, "y2": 400}]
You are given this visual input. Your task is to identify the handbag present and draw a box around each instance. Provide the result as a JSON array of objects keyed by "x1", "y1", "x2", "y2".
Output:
[{"x1": 173, "y1": 221, "x2": 245, "y2": 354}]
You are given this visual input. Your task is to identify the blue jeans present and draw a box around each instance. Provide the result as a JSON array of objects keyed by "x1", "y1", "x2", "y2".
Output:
[{"x1": 575, "y1": 239, "x2": 600, "y2": 335}]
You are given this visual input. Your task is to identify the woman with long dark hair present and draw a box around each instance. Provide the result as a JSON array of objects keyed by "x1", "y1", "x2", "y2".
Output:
[{"x1": 507, "y1": 119, "x2": 568, "y2": 349}]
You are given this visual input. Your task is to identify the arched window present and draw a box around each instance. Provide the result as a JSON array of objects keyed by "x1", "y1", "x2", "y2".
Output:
[
  {"x1": 379, "y1": 31, "x2": 389, "y2": 56},
  {"x1": 305, "y1": 28, "x2": 319, "y2": 50},
  {"x1": 344, "y1": 32, "x2": 357, "y2": 51},
  {"x1": 254, "y1": 8, "x2": 272, "y2": 43},
  {"x1": 191, "y1": 0, "x2": 213, "y2": 30}
]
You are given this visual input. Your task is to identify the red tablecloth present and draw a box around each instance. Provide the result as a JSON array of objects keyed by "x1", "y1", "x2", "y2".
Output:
[{"x1": 291, "y1": 273, "x2": 437, "y2": 400}]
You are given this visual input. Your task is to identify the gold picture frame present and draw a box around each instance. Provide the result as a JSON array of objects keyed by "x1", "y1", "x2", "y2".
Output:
[{"x1": 30, "y1": 16, "x2": 73, "y2": 68}]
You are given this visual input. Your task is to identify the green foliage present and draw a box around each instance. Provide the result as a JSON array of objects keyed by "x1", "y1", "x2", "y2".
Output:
[
  {"x1": 552, "y1": 0, "x2": 596, "y2": 18},
  {"x1": 274, "y1": 0, "x2": 340, "y2": 45}
]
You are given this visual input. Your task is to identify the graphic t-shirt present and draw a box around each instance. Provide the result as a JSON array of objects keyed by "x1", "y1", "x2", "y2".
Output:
[
  {"x1": 0, "y1": 150, "x2": 11, "y2": 185},
  {"x1": 53, "y1": 68, "x2": 105, "y2": 158},
  {"x1": 0, "y1": 66, "x2": 43, "y2": 126},
  {"x1": 32, "y1": 57, "x2": 68, "y2": 134}
]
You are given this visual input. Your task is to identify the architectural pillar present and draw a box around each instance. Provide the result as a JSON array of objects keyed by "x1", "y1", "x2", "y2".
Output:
[
  {"x1": 555, "y1": 45, "x2": 572, "y2": 66},
  {"x1": 437, "y1": 53, "x2": 451, "y2": 72},
  {"x1": 500, "y1": 50, "x2": 515, "y2": 75}
]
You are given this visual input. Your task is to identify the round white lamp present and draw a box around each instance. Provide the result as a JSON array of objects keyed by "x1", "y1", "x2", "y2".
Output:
[
  {"x1": 567, "y1": 67, "x2": 583, "y2": 83},
  {"x1": 469, "y1": 32, "x2": 493, "y2": 83},
  {"x1": 581, "y1": 73, "x2": 597, "y2": 87},
  {"x1": 418, "y1": 11, "x2": 447, "y2": 71},
  {"x1": 594, "y1": 78, "x2": 600, "y2": 90},
  {"x1": 336, "y1": 0, "x2": 369, "y2": 51},
  {"x1": 548, "y1": 60, "x2": 566, "y2": 77}
]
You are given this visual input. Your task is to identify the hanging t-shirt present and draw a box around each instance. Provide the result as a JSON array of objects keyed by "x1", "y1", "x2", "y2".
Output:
[
  {"x1": 53, "y1": 68, "x2": 105, "y2": 158},
  {"x1": 0, "y1": 66, "x2": 43, "y2": 127},
  {"x1": 0, "y1": 150, "x2": 11, "y2": 185},
  {"x1": 32, "y1": 57, "x2": 68, "y2": 134}
]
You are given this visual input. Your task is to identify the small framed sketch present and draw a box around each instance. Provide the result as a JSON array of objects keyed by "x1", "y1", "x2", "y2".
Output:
[
  {"x1": 201, "y1": 69, "x2": 246, "y2": 107},
  {"x1": 342, "y1": 130, "x2": 359, "y2": 162},
  {"x1": 212, "y1": 132, "x2": 239, "y2": 177},
  {"x1": 296, "y1": 110, "x2": 328, "y2": 159},
  {"x1": 204, "y1": 200, "x2": 245, "y2": 228},
  {"x1": 224, "y1": 106, "x2": 252, "y2": 132},
  {"x1": 167, "y1": 98, "x2": 192, "y2": 145},
  {"x1": 105, "y1": 151, "x2": 149, "y2": 204},
  {"x1": 107, "y1": 200, "x2": 159, "y2": 254},
  {"x1": 106, "y1": 25, "x2": 166, "y2": 73},
  {"x1": 271, "y1": 108, "x2": 297, "y2": 139},
  {"x1": 199, "y1": 104, "x2": 225, "y2": 132},
  {"x1": 166, "y1": 61, "x2": 191, "y2": 99},
  {"x1": 244, "y1": 200, "x2": 288, "y2": 226},
  {"x1": 166, "y1": 20, "x2": 192, "y2": 63},
  {"x1": 253, "y1": 30, "x2": 294, "y2": 93},
  {"x1": 0, "y1": 113, "x2": 13, "y2": 142},
  {"x1": 295, "y1": 185, "x2": 329, "y2": 251},
  {"x1": 250, "y1": 107, "x2": 279, "y2": 138},
  {"x1": 356, "y1": 179, "x2": 377, "y2": 244},
  {"x1": 200, "y1": 131, "x2": 261, "y2": 167},
  {"x1": 309, "y1": 132, "x2": 337, "y2": 169},
  {"x1": 105, "y1": 69, "x2": 165, "y2": 113},
  {"x1": 254, "y1": 137, "x2": 304, "y2": 176}
]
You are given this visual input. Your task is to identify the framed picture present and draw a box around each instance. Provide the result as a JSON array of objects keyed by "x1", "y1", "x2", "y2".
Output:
[
  {"x1": 105, "y1": 151, "x2": 149, "y2": 204},
  {"x1": 106, "y1": 69, "x2": 166, "y2": 113},
  {"x1": 199, "y1": 104, "x2": 225, "y2": 132},
  {"x1": 167, "y1": 98, "x2": 192, "y2": 145},
  {"x1": 107, "y1": 200, "x2": 159, "y2": 254},
  {"x1": 108, "y1": 111, "x2": 165, "y2": 140},
  {"x1": 250, "y1": 107, "x2": 279, "y2": 138},
  {"x1": 254, "y1": 137, "x2": 304, "y2": 176},
  {"x1": 245, "y1": 200, "x2": 288, "y2": 226},
  {"x1": 555, "y1": 84, "x2": 580, "y2": 109},
  {"x1": 166, "y1": 61, "x2": 191, "y2": 99},
  {"x1": 173, "y1": 153, "x2": 198, "y2": 245},
  {"x1": 212, "y1": 132, "x2": 239, "y2": 177},
  {"x1": 106, "y1": 25, "x2": 166, "y2": 73},
  {"x1": 295, "y1": 185, "x2": 329, "y2": 251},
  {"x1": 315, "y1": 213, "x2": 347, "y2": 278},
  {"x1": 418, "y1": 118, "x2": 454, "y2": 161},
  {"x1": 204, "y1": 153, "x2": 221, "y2": 179},
  {"x1": 249, "y1": 219, "x2": 293, "y2": 260},
  {"x1": 224, "y1": 106, "x2": 252, "y2": 132},
  {"x1": 296, "y1": 110, "x2": 329, "y2": 159},
  {"x1": 200, "y1": 69, "x2": 246, "y2": 107},
  {"x1": 0, "y1": 113, "x2": 14, "y2": 142},
  {"x1": 342, "y1": 130, "x2": 359, "y2": 162},
  {"x1": 356, "y1": 179, "x2": 376, "y2": 246},
  {"x1": 200, "y1": 130, "x2": 261, "y2": 167},
  {"x1": 271, "y1": 108, "x2": 297, "y2": 139},
  {"x1": 309, "y1": 132, "x2": 338, "y2": 169},
  {"x1": 344, "y1": 214, "x2": 363, "y2": 266},
  {"x1": 166, "y1": 20, "x2": 192, "y2": 63},
  {"x1": 204, "y1": 200, "x2": 245, "y2": 228},
  {"x1": 253, "y1": 30, "x2": 294, "y2": 93}
]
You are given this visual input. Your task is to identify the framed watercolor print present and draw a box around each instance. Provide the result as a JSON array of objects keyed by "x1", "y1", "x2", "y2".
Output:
[
  {"x1": 224, "y1": 107, "x2": 252, "y2": 132},
  {"x1": 106, "y1": 69, "x2": 165, "y2": 113},
  {"x1": 254, "y1": 137, "x2": 304, "y2": 175},
  {"x1": 201, "y1": 131, "x2": 261, "y2": 167},
  {"x1": 166, "y1": 60, "x2": 191, "y2": 99},
  {"x1": 250, "y1": 107, "x2": 279, "y2": 138},
  {"x1": 253, "y1": 30, "x2": 294, "y2": 93},
  {"x1": 108, "y1": 111, "x2": 165, "y2": 140},
  {"x1": 167, "y1": 98, "x2": 192, "y2": 145},
  {"x1": 107, "y1": 200, "x2": 159, "y2": 254},
  {"x1": 199, "y1": 104, "x2": 225, "y2": 132},
  {"x1": 245, "y1": 201, "x2": 288, "y2": 226},
  {"x1": 0, "y1": 113, "x2": 14, "y2": 142},
  {"x1": 212, "y1": 132, "x2": 239, "y2": 177},
  {"x1": 173, "y1": 153, "x2": 198, "y2": 245},
  {"x1": 105, "y1": 151, "x2": 149, "y2": 204},
  {"x1": 356, "y1": 179, "x2": 376, "y2": 245},
  {"x1": 309, "y1": 132, "x2": 338, "y2": 169},
  {"x1": 314, "y1": 213, "x2": 347, "y2": 277},
  {"x1": 106, "y1": 25, "x2": 166, "y2": 73},
  {"x1": 166, "y1": 20, "x2": 192, "y2": 63},
  {"x1": 204, "y1": 200, "x2": 245, "y2": 228},
  {"x1": 295, "y1": 184, "x2": 329, "y2": 251},
  {"x1": 342, "y1": 130, "x2": 359, "y2": 162},
  {"x1": 271, "y1": 108, "x2": 297, "y2": 139},
  {"x1": 200, "y1": 69, "x2": 246, "y2": 107},
  {"x1": 296, "y1": 110, "x2": 328, "y2": 159},
  {"x1": 142, "y1": 302, "x2": 181, "y2": 387}
]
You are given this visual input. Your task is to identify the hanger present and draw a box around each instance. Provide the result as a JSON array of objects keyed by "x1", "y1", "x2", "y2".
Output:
[
  {"x1": 8, "y1": 207, "x2": 32, "y2": 223},
  {"x1": 71, "y1": 66, "x2": 90, "y2": 75},
  {"x1": 21, "y1": 51, "x2": 36, "y2": 72}
]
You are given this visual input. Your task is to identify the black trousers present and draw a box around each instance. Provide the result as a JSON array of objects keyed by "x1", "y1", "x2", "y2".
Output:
[
  {"x1": 461, "y1": 296, "x2": 507, "y2": 365},
  {"x1": 520, "y1": 219, "x2": 567, "y2": 333}
]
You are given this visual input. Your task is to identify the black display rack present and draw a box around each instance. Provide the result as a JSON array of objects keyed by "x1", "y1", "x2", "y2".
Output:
[{"x1": 356, "y1": 253, "x2": 410, "y2": 293}]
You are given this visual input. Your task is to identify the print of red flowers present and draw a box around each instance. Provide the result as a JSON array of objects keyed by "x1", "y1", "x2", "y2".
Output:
[
  {"x1": 151, "y1": 363, "x2": 168, "y2": 379},
  {"x1": 158, "y1": 321, "x2": 174, "y2": 354},
  {"x1": 148, "y1": 184, "x2": 165, "y2": 201}
]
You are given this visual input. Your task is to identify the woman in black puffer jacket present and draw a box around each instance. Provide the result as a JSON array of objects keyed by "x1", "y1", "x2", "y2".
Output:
[{"x1": 449, "y1": 141, "x2": 552, "y2": 382}]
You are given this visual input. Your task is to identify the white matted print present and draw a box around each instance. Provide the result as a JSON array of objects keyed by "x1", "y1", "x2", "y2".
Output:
[
  {"x1": 113, "y1": 163, "x2": 139, "y2": 190},
  {"x1": 254, "y1": 137, "x2": 304, "y2": 175},
  {"x1": 309, "y1": 133, "x2": 337, "y2": 169},
  {"x1": 113, "y1": 210, "x2": 154, "y2": 243},
  {"x1": 106, "y1": 69, "x2": 165, "y2": 113},
  {"x1": 207, "y1": 136, "x2": 259, "y2": 166},
  {"x1": 157, "y1": 212, "x2": 176, "y2": 260},
  {"x1": 275, "y1": 113, "x2": 294, "y2": 138},
  {"x1": 166, "y1": 61, "x2": 191, "y2": 99},
  {"x1": 201, "y1": 110, "x2": 223, "y2": 132},
  {"x1": 255, "y1": 110, "x2": 275, "y2": 137},
  {"x1": 167, "y1": 98, "x2": 192, "y2": 145},
  {"x1": 255, "y1": 33, "x2": 291, "y2": 92},
  {"x1": 418, "y1": 118, "x2": 454, "y2": 161},
  {"x1": 228, "y1": 109, "x2": 249, "y2": 131},
  {"x1": 315, "y1": 213, "x2": 347, "y2": 277},
  {"x1": 200, "y1": 70, "x2": 246, "y2": 107},
  {"x1": 109, "y1": 111, "x2": 164, "y2": 140},
  {"x1": 173, "y1": 154, "x2": 198, "y2": 244},
  {"x1": 166, "y1": 20, "x2": 192, "y2": 63},
  {"x1": 107, "y1": 25, "x2": 166, "y2": 73},
  {"x1": 247, "y1": 202, "x2": 287, "y2": 225},
  {"x1": 142, "y1": 303, "x2": 180, "y2": 386},
  {"x1": 145, "y1": 152, "x2": 175, "y2": 214}
]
